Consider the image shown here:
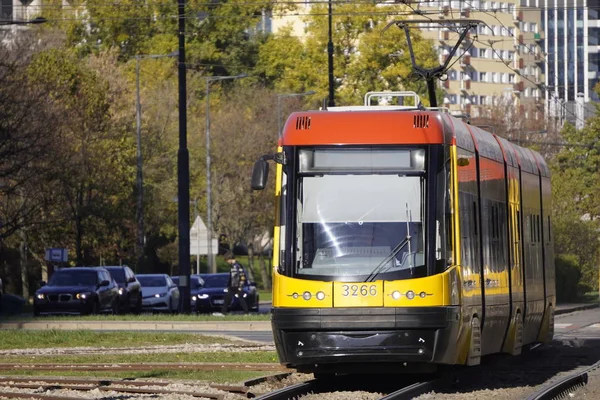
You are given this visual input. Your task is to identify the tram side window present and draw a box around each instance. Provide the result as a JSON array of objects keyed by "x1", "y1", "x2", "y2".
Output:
[
  {"x1": 436, "y1": 159, "x2": 452, "y2": 271},
  {"x1": 459, "y1": 192, "x2": 478, "y2": 272},
  {"x1": 279, "y1": 170, "x2": 287, "y2": 270}
]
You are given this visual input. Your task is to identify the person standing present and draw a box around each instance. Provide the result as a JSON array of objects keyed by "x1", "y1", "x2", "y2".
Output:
[{"x1": 219, "y1": 251, "x2": 249, "y2": 315}]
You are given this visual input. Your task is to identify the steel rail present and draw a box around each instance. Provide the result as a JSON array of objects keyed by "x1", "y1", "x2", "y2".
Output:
[
  {"x1": 0, "y1": 362, "x2": 290, "y2": 372},
  {"x1": 525, "y1": 359, "x2": 600, "y2": 400},
  {"x1": 379, "y1": 379, "x2": 440, "y2": 400},
  {"x1": 255, "y1": 379, "x2": 320, "y2": 400},
  {"x1": 0, "y1": 392, "x2": 82, "y2": 400}
]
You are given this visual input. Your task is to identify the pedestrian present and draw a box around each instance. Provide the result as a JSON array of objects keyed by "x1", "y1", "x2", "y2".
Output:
[{"x1": 218, "y1": 251, "x2": 249, "y2": 315}]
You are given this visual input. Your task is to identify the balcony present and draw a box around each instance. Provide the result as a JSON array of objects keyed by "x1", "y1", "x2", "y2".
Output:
[
  {"x1": 439, "y1": 30, "x2": 450, "y2": 41},
  {"x1": 514, "y1": 11, "x2": 523, "y2": 22},
  {"x1": 460, "y1": 55, "x2": 471, "y2": 67},
  {"x1": 461, "y1": 80, "x2": 471, "y2": 91},
  {"x1": 443, "y1": 80, "x2": 450, "y2": 89},
  {"x1": 439, "y1": 6, "x2": 450, "y2": 17},
  {"x1": 461, "y1": 9, "x2": 470, "y2": 18},
  {"x1": 513, "y1": 81, "x2": 524, "y2": 93}
]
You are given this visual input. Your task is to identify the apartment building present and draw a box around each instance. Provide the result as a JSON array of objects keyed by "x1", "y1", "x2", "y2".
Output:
[
  {"x1": 414, "y1": 1, "x2": 544, "y2": 118},
  {"x1": 542, "y1": 0, "x2": 600, "y2": 128},
  {"x1": 1, "y1": 0, "x2": 42, "y2": 22}
]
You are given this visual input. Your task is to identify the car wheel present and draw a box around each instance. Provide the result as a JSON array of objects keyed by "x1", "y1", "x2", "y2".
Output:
[
  {"x1": 122, "y1": 295, "x2": 130, "y2": 314},
  {"x1": 251, "y1": 295, "x2": 259, "y2": 313},
  {"x1": 90, "y1": 300, "x2": 100, "y2": 315},
  {"x1": 112, "y1": 298, "x2": 120, "y2": 315},
  {"x1": 33, "y1": 306, "x2": 40, "y2": 317},
  {"x1": 134, "y1": 295, "x2": 142, "y2": 314}
]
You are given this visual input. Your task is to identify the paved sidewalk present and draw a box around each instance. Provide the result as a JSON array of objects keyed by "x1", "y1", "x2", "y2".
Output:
[
  {"x1": 0, "y1": 319, "x2": 272, "y2": 332},
  {"x1": 555, "y1": 302, "x2": 600, "y2": 315},
  {"x1": 1, "y1": 303, "x2": 597, "y2": 332}
]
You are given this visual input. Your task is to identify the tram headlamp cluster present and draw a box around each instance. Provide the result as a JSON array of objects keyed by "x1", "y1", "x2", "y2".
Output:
[
  {"x1": 391, "y1": 290, "x2": 430, "y2": 300},
  {"x1": 290, "y1": 291, "x2": 326, "y2": 301}
]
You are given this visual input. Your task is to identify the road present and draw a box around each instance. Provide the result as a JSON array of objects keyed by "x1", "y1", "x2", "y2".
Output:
[{"x1": 555, "y1": 306, "x2": 600, "y2": 340}]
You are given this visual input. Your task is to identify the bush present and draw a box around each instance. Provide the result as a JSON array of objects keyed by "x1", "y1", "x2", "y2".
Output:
[{"x1": 555, "y1": 254, "x2": 582, "y2": 302}]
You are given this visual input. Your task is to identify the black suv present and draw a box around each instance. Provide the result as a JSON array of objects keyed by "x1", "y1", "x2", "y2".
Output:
[
  {"x1": 103, "y1": 266, "x2": 142, "y2": 314},
  {"x1": 33, "y1": 267, "x2": 120, "y2": 316}
]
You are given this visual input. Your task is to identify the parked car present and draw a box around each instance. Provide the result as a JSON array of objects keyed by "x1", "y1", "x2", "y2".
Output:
[
  {"x1": 196, "y1": 271, "x2": 259, "y2": 313},
  {"x1": 171, "y1": 275, "x2": 204, "y2": 311},
  {"x1": 137, "y1": 274, "x2": 180, "y2": 313},
  {"x1": 33, "y1": 267, "x2": 120, "y2": 316},
  {"x1": 103, "y1": 266, "x2": 142, "y2": 314}
]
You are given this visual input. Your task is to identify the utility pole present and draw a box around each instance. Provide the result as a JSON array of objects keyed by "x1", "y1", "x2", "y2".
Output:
[
  {"x1": 327, "y1": 0, "x2": 335, "y2": 107},
  {"x1": 177, "y1": 0, "x2": 191, "y2": 313}
]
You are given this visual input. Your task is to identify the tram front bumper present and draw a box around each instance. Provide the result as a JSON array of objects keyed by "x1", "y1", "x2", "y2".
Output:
[{"x1": 272, "y1": 306, "x2": 461, "y2": 370}]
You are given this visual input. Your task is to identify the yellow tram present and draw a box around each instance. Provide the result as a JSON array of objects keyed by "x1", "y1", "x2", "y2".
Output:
[{"x1": 251, "y1": 92, "x2": 555, "y2": 375}]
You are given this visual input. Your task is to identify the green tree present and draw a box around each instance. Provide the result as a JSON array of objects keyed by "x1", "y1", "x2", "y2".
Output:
[{"x1": 257, "y1": 2, "x2": 440, "y2": 105}]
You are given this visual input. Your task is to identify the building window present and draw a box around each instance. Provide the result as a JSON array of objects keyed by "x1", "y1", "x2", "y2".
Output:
[
  {"x1": 508, "y1": 3, "x2": 515, "y2": 13},
  {"x1": 450, "y1": 94, "x2": 457, "y2": 104},
  {"x1": 481, "y1": 1, "x2": 487, "y2": 10},
  {"x1": 524, "y1": 87, "x2": 530, "y2": 97},
  {"x1": 530, "y1": 22, "x2": 537, "y2": 33},
  {"x1": 479, "y1": 95, "x2": 486, "y2": 105},
  {"x1": 507, "y1": 51, "x2": 515, "y2": 60},
  {"x1": 480, "y1": 48, "x2": 488, "y2": 58},
  {"x1": 508, "y1": 73, "x2": 515, "y2": 83},
  {"x1": 522, "y1": 22, "x2": 528, "y2": 32},
  {"x1": 480, "y1": 72, "x2": 488, "y2": 82},
  {"x1": 501, "y1": 73, "x2": 507, "y2": 83},
  {"x1": 508, "y1": 27, "x2": 515, "y2": 36},
  {"x1": 449, "y1": 70, "x2": 457, "y2": 80},
  {"x1": 492, "y1": 72, "x2": 498, "y2": 83},
  {"x1": 491, "y1": 1, "x2": 498, "y2": 9}
]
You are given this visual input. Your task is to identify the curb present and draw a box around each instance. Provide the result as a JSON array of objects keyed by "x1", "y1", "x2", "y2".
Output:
[
  {"x1": 555, "y1": 303, "x2": 600, "y2": 316},
  {"x1": 0, "y1": 320, "x2": 273, "y2": 332}
]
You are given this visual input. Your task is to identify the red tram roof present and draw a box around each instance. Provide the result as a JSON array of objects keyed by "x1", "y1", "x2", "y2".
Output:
[{"x1": 281, "y1": 110, "x2": 450, "y2": 146}]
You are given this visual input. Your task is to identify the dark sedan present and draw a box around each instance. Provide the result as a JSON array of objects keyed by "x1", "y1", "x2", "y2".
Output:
[
  {"x1": 171, "y1": 275, "x2": 204, "y2": 311},
  {"x1": 103, "y1": 266, "x2": 142, "y2": 314},
  {"x1": 33, "y1": 268, "x2": 120, "y2": 316},
  {"x1": 196, "y1": 272, "x2": 259, "y2": 313}
]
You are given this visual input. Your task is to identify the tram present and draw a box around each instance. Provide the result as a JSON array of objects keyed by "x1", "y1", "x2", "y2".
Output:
[{"x1": 251, "y1": 91, "x2": 555, "y2": 375}]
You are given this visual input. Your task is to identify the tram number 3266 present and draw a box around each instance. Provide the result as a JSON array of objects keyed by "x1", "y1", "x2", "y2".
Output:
[{"x1": 341, "y1": 284, "x2": 377, "y2": 297}]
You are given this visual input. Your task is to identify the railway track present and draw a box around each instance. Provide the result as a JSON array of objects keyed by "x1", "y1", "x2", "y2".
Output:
[
  {"x1": 524, "y1": 359, "x2": 600, "y2": 400},
  {"x1": 0, "y1": 372, "x2": 293, "y2": 399},
  {"x1": 0, "y1": 362, "x2": 291, "y2": 372},
  {"x1": 254, "y1": 375, "x2": 443, "y2": 400}
]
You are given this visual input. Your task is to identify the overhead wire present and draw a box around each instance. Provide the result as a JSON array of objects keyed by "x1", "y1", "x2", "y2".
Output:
[{"x1": 405, "y1": 1, "x2": 587, "y2": 126}]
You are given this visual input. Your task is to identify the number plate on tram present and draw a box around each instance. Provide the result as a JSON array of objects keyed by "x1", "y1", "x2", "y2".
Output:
[{"x1": 333, "y1": 281, "x2": 383, "y2": 307}]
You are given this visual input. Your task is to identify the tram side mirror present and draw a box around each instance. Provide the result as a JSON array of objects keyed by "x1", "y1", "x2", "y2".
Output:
[{"x1": 251, "y1": 158, "x2": 269, "y2": 190}]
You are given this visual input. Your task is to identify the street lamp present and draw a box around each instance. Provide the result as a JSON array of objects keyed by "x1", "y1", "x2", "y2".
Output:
[
  {"x1": 277, "y1": 90, "x2": 316, "y2": 138},
  {"x1": 134, "y1": 51, "x2": 178, "y2": 271},
  {"x1": 0, "y1": 17, "x2": 47, "y2": 26},
  {"x1": 205, "y1": 74, "x2": 247, "y2": 273}
]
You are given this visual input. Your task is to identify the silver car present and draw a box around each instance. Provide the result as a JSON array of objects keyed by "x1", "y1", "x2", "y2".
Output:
[{"x1": 138, "y1": 274, "x2": 180, "y2": 313}]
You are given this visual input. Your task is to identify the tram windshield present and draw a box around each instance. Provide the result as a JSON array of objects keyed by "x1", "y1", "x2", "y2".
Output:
[{"x1": 294, "y1": 148, "x2": 426, "y2": 280}]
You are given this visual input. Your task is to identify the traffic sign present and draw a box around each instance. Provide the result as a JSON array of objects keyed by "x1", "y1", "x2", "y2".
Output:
[{"x1": 45, "y1": 248, "x2": 68, "y2": 262}]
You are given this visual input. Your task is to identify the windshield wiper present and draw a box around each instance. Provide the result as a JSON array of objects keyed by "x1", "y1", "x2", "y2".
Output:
[{"x1": 364, "y1": 235, "x2": 411, "y2": 282}]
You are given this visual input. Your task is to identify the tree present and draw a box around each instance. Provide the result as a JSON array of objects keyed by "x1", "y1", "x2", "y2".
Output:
[
  {"x1": 551, "y1": 85, "x2": 600, "y2": 294},
  {"x1": 209, "y1": 84, "x2": 279, "y2": 287},
  {"x1": 257, "y1": 2, "x2": 440, "y2": 105},
  {"x1": 27, "y1": 48, "x2": 136, "y2": 266}
]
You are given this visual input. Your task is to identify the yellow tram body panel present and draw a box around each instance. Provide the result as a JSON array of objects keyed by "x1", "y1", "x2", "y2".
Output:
[{"x1": 272, "y1": 267, "x2": 460, "y2": 308}]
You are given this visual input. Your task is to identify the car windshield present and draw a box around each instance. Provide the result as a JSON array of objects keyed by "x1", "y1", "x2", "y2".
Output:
[
  {"x1": 106, "y1": 268, "x2": 125, "y2": 283},
  {"x1": 137, "y1": 276, "x2": 166, "y2": 287},
  {"x1": 201, "y1": 275, "x2": 229, "y2": 288},
  {"x1": 48, "y1": 270, "x2": 98, "y2": 287},
  {"x1": 171, "y1": 277, "x2": 203, "y2": 289}
]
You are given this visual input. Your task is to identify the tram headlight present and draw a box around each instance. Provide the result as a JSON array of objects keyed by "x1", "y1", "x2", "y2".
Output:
[
  {"x1": 419, "y1": 291, "x2": 427, "y2": 298},
  {"x1": 292, "y1": 292, "x2": 299, "y2": 299},
  {"x1": 302, "y1": 291, "x2": 312, "y2": 301},
  {"x1": 316, "y1": 291, "x2": 325, "y2": 300},
  {"x1": 406, "y1": 290, "x2": 415, "y2": 300},
  {"x1": 392, "y1": 291, "x2": 401, "y2": 300}
]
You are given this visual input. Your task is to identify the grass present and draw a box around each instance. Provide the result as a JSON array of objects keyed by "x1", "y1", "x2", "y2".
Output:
[
  {"x1": 0, "y1": 369, "x2": 269, "y2": 384},
  {"x1": 2, "y1": 351, "x2": 279, "y2": 364},
  {"x1": 1, "y1": 312, "x2": 271, "y2": 322},
  {"x1": 0, "y1": 330, "x2": 234, "y2": 350},
  {"x1": 579, "y1": 291, "x2": 600, "y2": 303},
  {"x1": 258, "y1": 289, "x2": 272, "y2": 302}
]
